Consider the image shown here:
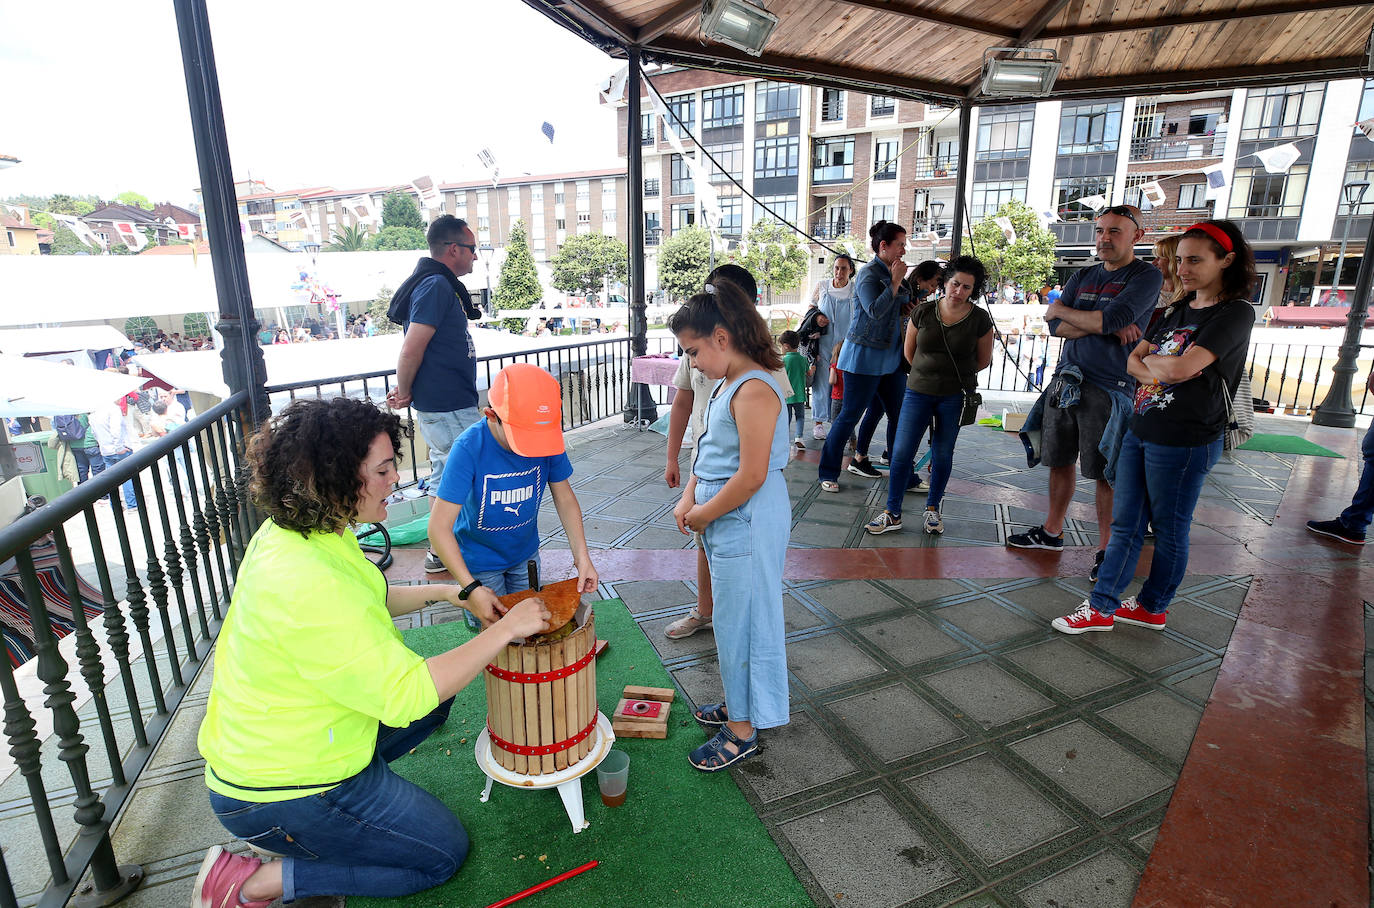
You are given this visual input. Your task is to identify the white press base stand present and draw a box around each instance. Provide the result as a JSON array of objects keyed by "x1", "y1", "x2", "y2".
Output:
[{"x1": 474, "y1": 712, "x2": 615, "y2": 833}]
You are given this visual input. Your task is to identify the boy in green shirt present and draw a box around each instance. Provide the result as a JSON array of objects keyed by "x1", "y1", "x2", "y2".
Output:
[{"x1": 780, "y1": 330, "x2": 813, "y2": 449}]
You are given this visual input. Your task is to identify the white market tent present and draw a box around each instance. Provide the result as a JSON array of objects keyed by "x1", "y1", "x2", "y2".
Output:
[
  {"x1": 0, "y1": 325, "x2": 131, "y2": 357},
  {"x1": 0, "y1": 354, "x2": 146, "y2": 418}
]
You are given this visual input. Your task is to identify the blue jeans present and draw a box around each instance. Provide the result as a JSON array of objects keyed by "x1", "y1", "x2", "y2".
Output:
[
  {"x1": 819, "y1": 370, "x2": 902, "y2": 482},
  {"x1": 102, "y1": 450, "x2": 137, "y2": 509},
  {"x1": 1339, "y1": 420, "x2": 1374, "y2": 533},
  {"x1": 1090, "y1": 430, "x2": 1222, "y2": 616},
  {"x1": 73, "y1": 446, "x2": 99, "y2": 484},
  {"x1": 787, "y1": 402, "x2": 806, "y2": 439},
  {"x1": 886, "y1": 390, "x2": 963, "y2": 517},
  {"x1": 473, "y1": 551, "x2": 541, "y2": 595},
  {"x1": 414, "y1": 407, "x2": 482, "y2": 491},
  {"x1": 810, "y1": 364, "x2": 831, "y2": 422},
  {"x1": 208, "y1": 698, "x2": 464, "y2": 902},
  {"x1": 855, "y1": 369, "x2": 904, "y2": 458}
]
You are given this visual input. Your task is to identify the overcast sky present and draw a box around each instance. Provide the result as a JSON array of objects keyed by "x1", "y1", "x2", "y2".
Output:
[{"x1": 0, "y1": 1, "x2": 623, "y2": 205}]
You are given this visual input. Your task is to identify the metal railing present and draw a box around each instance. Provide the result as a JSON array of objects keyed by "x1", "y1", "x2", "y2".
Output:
[
  {"x1": 0, "y1": 393, "x2": 255, "y2": 908},
  {"x1": 910, "y1": 156, "x2": 958, "y2": 179},
  {"x1": 1129, "y1": 132, "x2": 1226, "y2": 162},
  {"x1": 264, "y1": 338, "x2": 636, "y2": 488}
]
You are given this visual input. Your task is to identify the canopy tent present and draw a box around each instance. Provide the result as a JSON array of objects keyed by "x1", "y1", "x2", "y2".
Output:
[
  {"x1": 133, "y1": 326, "x2": 630, "y2": 399},
  {"x1": 0, "y1": 325, "x2": 131, "y2": 357},
  {"x1": 0, "y1": 354, "x2": 146, "y2": 418},
  {"x1": 525, "y1": 0, "x2": 1374, "y2": 104},
  {"x1": 0, "y1": 250, "x2": 500, "y2": 327}
]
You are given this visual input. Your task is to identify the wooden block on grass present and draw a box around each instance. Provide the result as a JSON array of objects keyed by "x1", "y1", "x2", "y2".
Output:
[{"x1": 623, "y1": 685, "x2": 675, "y2": 703}]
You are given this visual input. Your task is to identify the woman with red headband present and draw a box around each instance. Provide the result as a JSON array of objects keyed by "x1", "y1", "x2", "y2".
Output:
[{"x1": 1053, "y1": 219, "x2": 1256, "y2": 634}]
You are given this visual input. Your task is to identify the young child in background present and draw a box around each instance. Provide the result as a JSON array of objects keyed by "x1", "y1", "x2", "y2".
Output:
[
  {"x1": 780, "y1": 330, "x2": 813, "y2": 450},
  {"x1": 669, "y1": 281, "x2": 791, "y2": 771},
  {"x1": 427, "y1": 364, "x2": 599, "y2": 626}
]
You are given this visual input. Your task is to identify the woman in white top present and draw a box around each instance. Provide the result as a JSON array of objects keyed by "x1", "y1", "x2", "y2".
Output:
[{"x1": 808, "y1": 254, "x2": 857, "y2": 439}]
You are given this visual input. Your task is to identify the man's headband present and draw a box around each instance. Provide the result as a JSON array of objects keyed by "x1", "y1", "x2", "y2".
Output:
[{"x1": 1186, "y1": 222, "x2": 1234, "y2": 253}]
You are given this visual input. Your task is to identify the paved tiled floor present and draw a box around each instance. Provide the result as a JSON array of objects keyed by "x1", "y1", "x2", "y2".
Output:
[{"x1": 12, "y1": 402, "x2": 1368, "y2": 907}]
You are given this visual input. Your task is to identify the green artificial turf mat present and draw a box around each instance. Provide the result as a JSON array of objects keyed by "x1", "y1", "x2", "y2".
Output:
[
  {"x1": 1234, "y1": 433, "x2": 1342, "y2": 457},
  {"x1": 354, "y1": 598, "x2": 810, "y2": 908}
]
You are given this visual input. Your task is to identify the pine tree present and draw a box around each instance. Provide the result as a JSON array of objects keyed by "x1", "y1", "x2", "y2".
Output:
[{"x1": 495, "y1": 220, "x2": 543, "y2": 332}]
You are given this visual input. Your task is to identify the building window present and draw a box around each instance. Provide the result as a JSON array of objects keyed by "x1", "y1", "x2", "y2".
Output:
[
  {"x1": 701, "y1": 85, "x2": 745, "y2": 128},
  {"x1": 663, "y1": 94, "x2": 695, "y2": 139},
  {"x1": 870, "y1": 96, "x2": 896, "y2": 117},
  {"x1": 821, "y1": 88, "x2": 844, "y2": 122},
  {"x1": 706, "y1": 142, "x2": 744, "y2": 184},
  {"x1": 1241, "y1": 83, "x2": 1324, "y2": 140},
  {"x1": 577, "y1": 212, "x2": 591, "y2": 224},
  {"x1": 478, "y1": 216, "x2": 491, "y2": 230},
  {"x1": 555, "y1": 218, "x2": 566, "y2": 230},
  {"x1": 756, "y1": 81, "x2": 800, "y2": 121},
  {"x1": 1228, "y1": 164, "x2": 1310, "y2": 218},
  {"x1": 670, "y1": 155, "x2": 695, "y2": 196},
  {"x1": 554, "y1": 192, "x2": 565, "y2": 204},
  {"x1": 719, "y1": 197, "x2": 743, "y2": 236},
  {"x1": 603, "y1": 209, "x2": 617, "y2": 224},
  {"x1": 644, "y1": 178, "x2": 660, "y2": 198},
  {"x1": 874, "y1": 140, "x2": 898, "y2": 181},
  {"x1": 755, "y1": 195, "x2": 797, "y2": 225},
  {"x1": 754, "y1": 135, "x2": 800, "y2": 178},
  {"x1": 871, "y1": 204, "x2": 895, "y2": 224},
  {"x1": 645, "y1": 212, "x2": 662, "y2": 244},
  {"x1": 530, "y1": 186, "x2": 543, "y2": 203},
  {"x1": 818, "y1": 204, "x2": 850, "y2": 238},
  {"x1": 970, "y1": 179, "x2": 1027, "y2": 221},
  {"x1": 1177, "y1": 182, "x2": 1209, "y2": 210},
  {"x1": 640, "y1": 113, "x2": 654, "y2": 146},
  {"x1": 976, "y1": 106, "x2": 1035, "y2": 161},
  {"x1": 1058, "y1": 101, "x2": 1123, "y2": 154},
  {"x1": 576, "y1": 182, "x2": 590, "y2": 203},
  {"x1": 1187, "y1": 109, "x2": 1223, "y2": 136},
  {"x1": 670, "y1": 203, "x2": 696, "y2": 231},
  {"x1": 1339, "y1": 161, "x2": 1374, "y2": 215},
  {"x1": 1053, "y1": 176, "x2": 1114, "y2": 221},
  {"x1": 5, "y1": 230, "x2": 13, "y2": 247},
  {"x1": 1358, "y1": 80, "x2": 1374, "y2": 133},
  {"x1": 812, "y1": 136, "x2": 855, "y2": 183}
]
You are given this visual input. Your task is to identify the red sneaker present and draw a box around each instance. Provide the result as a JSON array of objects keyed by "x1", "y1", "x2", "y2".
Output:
[
  {"x1": 1052, "y1": 601, "x2": 1114, "y2": 634},
  {"x1": 193, "y1": 845, "x2": 273, "y2": 908},
  {"x1": 1113, "y1": 596, "x2": 1167, "y2": 630}
]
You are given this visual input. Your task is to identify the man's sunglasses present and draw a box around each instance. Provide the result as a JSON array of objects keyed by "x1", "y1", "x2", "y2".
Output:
[
  {"x1": 448, "y1": 241, "x2": 478, "y2": 253},
  {"x1": 1100, "y1": 205, "x2": 1140, "y2": 228}
]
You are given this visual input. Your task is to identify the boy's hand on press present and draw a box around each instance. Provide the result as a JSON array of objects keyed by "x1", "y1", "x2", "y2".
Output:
[
  {"x1": 466, "y1": 586, "x2": 504, "y2": 625},
  {"x1": 575, "y1": 559, "x2": 599, "y2": 594},
  {"x1": 502, "y1": 596, "x2": 553, "y2": 637}
]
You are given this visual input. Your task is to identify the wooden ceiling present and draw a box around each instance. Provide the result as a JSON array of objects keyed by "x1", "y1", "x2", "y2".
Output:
[{"x1": 521, "y1": 0, "x2": 1374, "y2": 104}]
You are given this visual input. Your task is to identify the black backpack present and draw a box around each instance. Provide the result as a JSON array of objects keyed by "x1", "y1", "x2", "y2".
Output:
[{"x1": 53, "y1": 414, "x2": 86, "y2": 443}]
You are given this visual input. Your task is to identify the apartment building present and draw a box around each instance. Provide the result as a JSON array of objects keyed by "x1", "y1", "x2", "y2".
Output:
[{"x1": 617, "y1": 68, "x2": 1374, "y2": 309}]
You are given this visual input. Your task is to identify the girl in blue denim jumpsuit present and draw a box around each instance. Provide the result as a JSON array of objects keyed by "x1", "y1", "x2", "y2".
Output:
[{"x1": 669, "y1": 281, "x2": 791, "y2": 771}]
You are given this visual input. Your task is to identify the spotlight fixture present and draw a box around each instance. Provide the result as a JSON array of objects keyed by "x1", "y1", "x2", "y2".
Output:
[
  {"x1": 980, "y1": 47, "x2": 1062, "y2": 98},
  {"x1": 701, "y1": 0, "x2": 778, "y2": 57}
]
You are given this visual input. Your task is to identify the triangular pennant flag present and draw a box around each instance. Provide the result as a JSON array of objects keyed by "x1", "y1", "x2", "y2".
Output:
[
  {"x1": 843, "y1": 242, "x2": 857, "y2": 257},
  {"x1": 176, "y1": 223, "x2": 194, "y2": 239},
  {"x1": 1040, "y1": 209, "x2": 1060, "y2": 224},
  {"x1": 2, "y1": 203, "x2": 25, "y2": 221},
  {"x1": 1203, "y1": 164, "x2": 1227, "y2": 190},
  {"x1": 598, "y1": 65, "x2": 628, "y2": 104},
  {"x1": 1078, "y1": 194, "x2": 1108, "y2": 212},
  {"x1": 1254, "y1": 142, "x2": 1301, "y2": 174},
  {"x1": 1358, "y1": 118, "x2": 1374, "y2": 142},
  {"x1": 1139, "y1": 181, "x2": 1166, "y2": 207},
  {"x1": 410, "y1": 175, "x2": 440, "y2": 209},
  {"x1": 55, "y1": 214, "x2": 105, "y2": 250},
  {"x1": 994, "y1": 216, "x2": 1017, "y2": 244},
  {"x1": 346, "y1": 196, "x2": 379, "y2": 227}
]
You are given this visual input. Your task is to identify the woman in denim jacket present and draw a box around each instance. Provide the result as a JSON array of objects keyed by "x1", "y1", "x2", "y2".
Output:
[{"x1": 817, "y1": 221, "x2": 910, "y2": 492}]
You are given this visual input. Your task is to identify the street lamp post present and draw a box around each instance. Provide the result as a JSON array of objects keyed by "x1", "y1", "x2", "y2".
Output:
[
  {"x1": 928, "y1": 201, "x2": 946, "y2": 258},
  {"x1": 1314, "y1": 179, "x2": 1374, "y2": 427}
]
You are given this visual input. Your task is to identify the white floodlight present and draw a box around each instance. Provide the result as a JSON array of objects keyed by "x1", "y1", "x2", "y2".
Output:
[
  {"x1": 701, "y1": 0, "x2": 778, "y2": 57},
  {"x1": 980, "y1": 47, "x2": 1062, "y2": 98}
]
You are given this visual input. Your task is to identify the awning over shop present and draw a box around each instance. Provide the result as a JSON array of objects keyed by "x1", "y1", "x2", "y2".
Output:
[
  {"x1": 0, "y1": 325, "x2": 131, "y2": 356},
  {"x1": 1265, "y1": 305, "x2": 1374, "y2": 328}
]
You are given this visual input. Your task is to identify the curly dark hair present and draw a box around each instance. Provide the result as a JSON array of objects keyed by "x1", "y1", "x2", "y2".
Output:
[
  {"x1": 947, "y1": 255, "x2": 988, "y2": 300},
  {"x1": 248, "y1": 397, "x2": 410, "y2": 537}
]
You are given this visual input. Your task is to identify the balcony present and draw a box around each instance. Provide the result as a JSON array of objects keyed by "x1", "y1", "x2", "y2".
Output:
[
  {"x1": 1140, "y1": 202, "x2": 1215, "y2": 233},
  {"x1": 911, "y1": 156, "x2": 959, "y2": 179},
  {"x1": 811, "y1": 220, "x2": 850, "y2": 239},
  {"x1": 1129, "y1": 131, "x2": 1226, "y2": 162}
]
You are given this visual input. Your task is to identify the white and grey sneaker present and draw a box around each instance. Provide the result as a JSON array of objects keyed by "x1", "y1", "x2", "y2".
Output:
[
  {"x1": 423, "y1": 551, "x2": 447, "y2": 573},
  {"x1": 923, "y1": 508, "x2": 944, "y2": 535},
  {"x1": 865, "y1": 511, "x2": 903, "y2": 534}
]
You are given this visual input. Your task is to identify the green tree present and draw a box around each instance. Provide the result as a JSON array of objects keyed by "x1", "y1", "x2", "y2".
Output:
[
  {"x1": 48, "y1": 224, "x2": 100, "y2": 255},
  {"x1": 733, "y1": 218, "x2": 809, "y2": 305},
  {"x1": 968, "y1": 198, "x2": 1057, "y2": 296},
  {"x1": 549, "y1": 232, "x2": 628, "y2": 298},
  {"x1": 382, "y1": 191, "x2": 424, "y2": 230},
  {"x1": 658, "y1": 225, "x2": 712, "y2": 301},
  {"x1": 365, "y1": 288, "x2": 403, "y2": 335},
  {"x1": 115, "y1": 191, "x2": 153, "y2": 210},
  {"x1": 366, "y1": 226, "x2": 427, "y2": 251},
  {"x1": 495, "y1": 219, "x2": 543, "y2": 332},
  {"x1": 325, "y1": 223, "x2": 371, "y2": 251}
]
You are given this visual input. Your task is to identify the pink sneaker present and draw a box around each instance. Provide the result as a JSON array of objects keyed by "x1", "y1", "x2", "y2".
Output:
[
  {"x1": 192, "y1": 845, "x2": 273, "y2": 908},
  {"x1": 1113, "y1": 596, "x2": 1167, "y2": 630},
  {"x1": 1052, "y1": 600, "x2": 1114, "y2": 634}
]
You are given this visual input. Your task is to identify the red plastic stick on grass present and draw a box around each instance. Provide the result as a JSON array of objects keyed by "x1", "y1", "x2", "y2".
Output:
[{"x1": 484, "y1": 860, "x2": 598, "y2": 908}]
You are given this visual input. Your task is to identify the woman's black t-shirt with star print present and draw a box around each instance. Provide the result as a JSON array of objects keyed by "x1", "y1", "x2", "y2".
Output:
[{"x1": 1130, "y1": 298, "x2": 1255, "y2": 447}]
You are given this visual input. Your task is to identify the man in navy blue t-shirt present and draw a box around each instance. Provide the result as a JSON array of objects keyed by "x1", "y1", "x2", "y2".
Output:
[{"x1": 1008, "y1": 206, "x2": 1162, "y2": 580}]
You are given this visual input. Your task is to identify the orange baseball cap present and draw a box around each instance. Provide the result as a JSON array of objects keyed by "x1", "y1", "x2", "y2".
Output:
[{"x1": 489, "y1": 364, "x2": 564, "y2": 457}]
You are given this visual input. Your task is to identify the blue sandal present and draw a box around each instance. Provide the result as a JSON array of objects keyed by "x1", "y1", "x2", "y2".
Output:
[
  {"x1": 693, "y1": 701, "x2": 730, "y2": 727},
  {"x1": 689, "y1": 724, "x2": 758, "y2": 772}
]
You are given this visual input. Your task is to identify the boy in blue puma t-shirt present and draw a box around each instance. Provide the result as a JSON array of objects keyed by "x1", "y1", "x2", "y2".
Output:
[{"x1": 427, "y1": 364, "x2": 599, "y2": 625}]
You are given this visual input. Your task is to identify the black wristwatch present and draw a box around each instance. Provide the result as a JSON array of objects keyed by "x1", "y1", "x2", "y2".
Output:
[{"x1": 458, "y1": 579, "x2": 483, "y2": 601}]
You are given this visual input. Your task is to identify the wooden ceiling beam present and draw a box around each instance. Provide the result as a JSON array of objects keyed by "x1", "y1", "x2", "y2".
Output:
[
  {"x1": 635, "y1": 0, "x2": 700, "y2": 43},
  {"x1": 1040, "y1": 0, "x2": 1374, "y2": 40},
  {"x1": 1016, "y1": 0, "x2": 1074, "y2": 44},
  {"x1": 543, "y1": 0, "x2": 640, "y2": 47},
  {"x1": 828, "y1": 0, "x2": 1017, "y2": 39},
  {"x1": 647, "y1": 36, "x2": 968, "y2": 103},
  {"x1": 1048, "y1": 55, "x2": 1369, "y2": 100}
]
